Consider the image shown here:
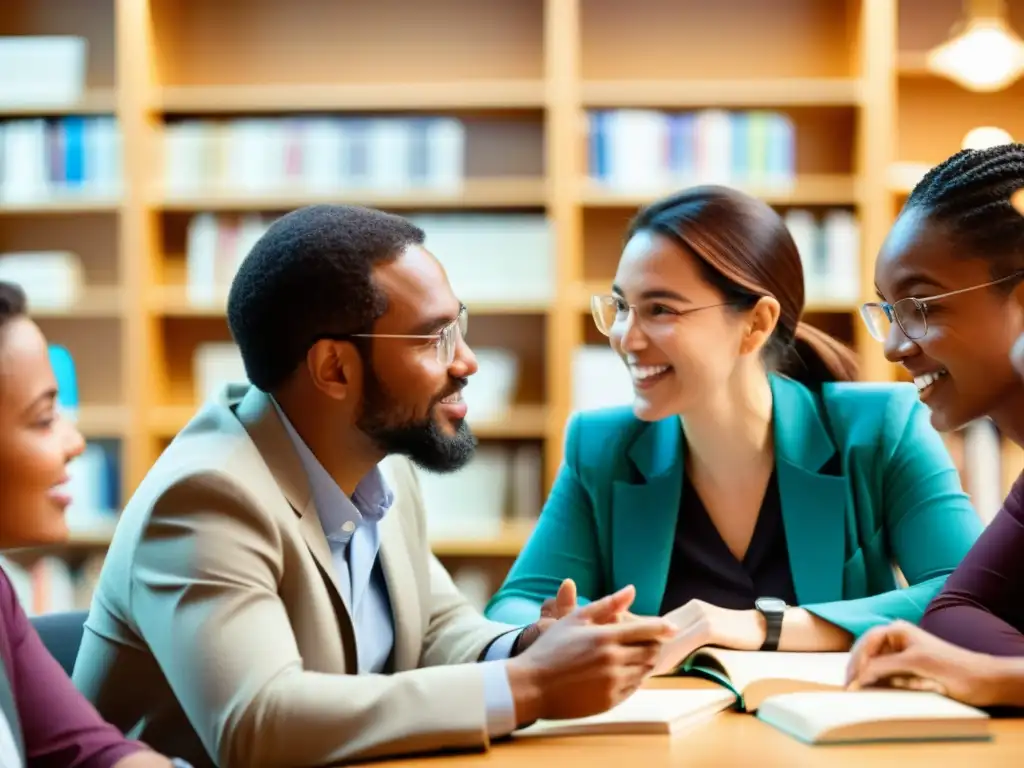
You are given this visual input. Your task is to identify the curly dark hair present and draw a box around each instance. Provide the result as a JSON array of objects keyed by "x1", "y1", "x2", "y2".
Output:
[{"x1": 226, "y1": 204, "x2": 426, "y2": 392}]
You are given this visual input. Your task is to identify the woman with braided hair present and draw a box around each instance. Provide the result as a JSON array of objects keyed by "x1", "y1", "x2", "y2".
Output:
[{"x1": 846, "y1": 143, "x2": 1024, "y2": 707}]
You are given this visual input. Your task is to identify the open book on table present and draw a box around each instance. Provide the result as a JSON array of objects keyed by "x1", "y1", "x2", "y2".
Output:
[
  {"x1": 671, "y1": 647, "x2": 850, "y2": 711},
  {"x1": 513, "y1": 649, "x2": 990, "y2": 742},
  {"x1": 672, "y1": 648, "x2": 990, "y2": 743}
]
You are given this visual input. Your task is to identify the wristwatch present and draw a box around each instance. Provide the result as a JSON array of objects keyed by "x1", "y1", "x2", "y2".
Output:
[{"x1": 755, "y1": 597, "x2": 787, "y2": 651}]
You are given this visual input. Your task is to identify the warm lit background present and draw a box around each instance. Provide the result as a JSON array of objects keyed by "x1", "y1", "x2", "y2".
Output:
[{"x1": 1, "y1": 0, "x2": 1022, "y2": 615}]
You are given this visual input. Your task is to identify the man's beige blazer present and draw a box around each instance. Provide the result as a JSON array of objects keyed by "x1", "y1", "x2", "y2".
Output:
[{"x1": 71, "y1": 384, "x2": 520, "y2": 768}]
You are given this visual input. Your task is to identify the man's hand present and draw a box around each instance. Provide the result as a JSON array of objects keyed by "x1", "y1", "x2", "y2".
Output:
[
  {"x1": 845, "y1": 620, "x2": 1003, "y2": 707},
  {"x1": 513, "y1": 579, "x2": 581, "y2": 655},
  {"x1": 516, "y1": 580, "x2": 649, "y2": 655},
  {"x1": 506, "y1": 585, "x2": 676, "y2": 724},
  {"x1": 651, "y1": 600, "x2": 764, "y2": 676}
]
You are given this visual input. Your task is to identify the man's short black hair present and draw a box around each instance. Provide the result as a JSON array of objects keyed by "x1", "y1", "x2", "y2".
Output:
[
  {"x1": 0, "y1": 280, "x2": 27, "y2": 331},
  {"x1": 226, "y1": 204, "x2": 425, "y2": 393}
]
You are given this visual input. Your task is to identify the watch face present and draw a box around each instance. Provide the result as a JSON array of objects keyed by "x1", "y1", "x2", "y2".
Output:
[{"x1": 756, "y1": 597, "x2": 786, "y2": 613}]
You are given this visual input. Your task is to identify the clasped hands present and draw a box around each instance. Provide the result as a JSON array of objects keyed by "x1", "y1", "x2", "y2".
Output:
[{"x1": 520, "y1": 580, "x2": 769, "y2": 676}]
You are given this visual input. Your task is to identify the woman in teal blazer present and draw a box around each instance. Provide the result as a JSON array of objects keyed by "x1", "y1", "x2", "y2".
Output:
[{"x1": 486, "y1": 186, "x2": 983, "y2": 655}]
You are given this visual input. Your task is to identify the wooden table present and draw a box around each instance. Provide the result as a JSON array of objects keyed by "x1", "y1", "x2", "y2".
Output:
[{"x1": 370, "y1": 679, "x2": 1024, "y2": 767}]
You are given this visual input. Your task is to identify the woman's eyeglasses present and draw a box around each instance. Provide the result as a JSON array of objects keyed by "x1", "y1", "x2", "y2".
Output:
[
  {"x1": 590, "y1": 294, "x2": 730, "y2": 336},
  {"x1": 860, "y1": 273, "x2": 1023, "y2": 342}
]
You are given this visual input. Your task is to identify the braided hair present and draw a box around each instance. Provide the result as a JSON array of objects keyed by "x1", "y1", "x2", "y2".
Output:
[{"x1": 905, "y1": 143, "x2": 1024, "y2": 280}]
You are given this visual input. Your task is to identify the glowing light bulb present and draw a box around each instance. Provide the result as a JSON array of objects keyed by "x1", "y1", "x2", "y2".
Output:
[
  {"x1": 962, "y1": 126, "x2": 1014, "y2": 149},
  {"x1": 927, "y1": 18, "x2": 1024, "y2": 91},
  {"x1": 1012, "y1": 187, "x2": 1024, "y2": 216}
]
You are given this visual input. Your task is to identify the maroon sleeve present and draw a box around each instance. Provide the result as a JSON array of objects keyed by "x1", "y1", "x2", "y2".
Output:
[
  {"x1": 0, "y1": 571, "x2": 151, "y2": 768},
  {"x1": 919, "y1": 470, "x2": 1024, "y2": 656}
]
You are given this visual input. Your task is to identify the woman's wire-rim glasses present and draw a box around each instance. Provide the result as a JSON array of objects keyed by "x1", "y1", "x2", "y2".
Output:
[
  {"x1": 590, "y1": 294, "x2": 731, "y2": 337},
  {"x1": 860, "y1": 272, "x2": 1024, "y2": 342}
]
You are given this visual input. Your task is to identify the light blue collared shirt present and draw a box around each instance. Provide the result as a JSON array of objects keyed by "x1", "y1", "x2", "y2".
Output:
[{"x1": 272, "y1": 401, "x2": 520, "y2": 737}]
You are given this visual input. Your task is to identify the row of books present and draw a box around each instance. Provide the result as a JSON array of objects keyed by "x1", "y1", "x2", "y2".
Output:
[
  {"x1": 587, "y1": 109, "x2": 796, "y2": 191},
  {"x1": 0, "y1": 206, "x2": 856, "y2": 312},
  {"x1": 785, "y1": 208, "x2": 860, "y2": 305},
  {"x1": 0, "y1": 555, "x2": 104, "y2": 616},
  {"x1": 184, "y1": 212, "x2": 555, "y2": 307},
  {"x1": 164, "y1": 117, "x2": 465, "y2": 196},
  {"x1": 0, "y1": 117, "x2": 122, "y2": 202}
]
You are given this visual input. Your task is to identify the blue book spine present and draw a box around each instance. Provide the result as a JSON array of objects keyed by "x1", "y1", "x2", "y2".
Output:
[
  {"x1": 730, "y1": 112, "x2": 749, "y2": 184},
  {"x1": 588, "y1": 110, "x2": 606, "y2": 181},
  {"x1": 63, "y1": 116, "x2": 85, "y2": 188},
  {"x1": 765, "y1": 112, "x2": 795, "y2": 182},
  {"x1": 48, "y1": 344, "x2": 79, "y2": 418}
]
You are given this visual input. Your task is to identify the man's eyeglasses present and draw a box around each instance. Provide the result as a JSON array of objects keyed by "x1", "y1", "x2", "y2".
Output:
[
  {"x1": 860, "y1": 272, "x2": 1023, "y2": 342},
  {"x1": 325, "y1": 304, "x2": 468, "y2": 366}
]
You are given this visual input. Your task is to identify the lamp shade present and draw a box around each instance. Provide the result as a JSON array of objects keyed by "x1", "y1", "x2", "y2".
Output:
[{"x1": 927, "y1": 17, "x2": 1024, "y2": 91}]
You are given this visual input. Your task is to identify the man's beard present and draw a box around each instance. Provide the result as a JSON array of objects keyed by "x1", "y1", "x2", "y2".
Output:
[{"x1": 355, "y1": 364, "x2": 476, "y2": 473}]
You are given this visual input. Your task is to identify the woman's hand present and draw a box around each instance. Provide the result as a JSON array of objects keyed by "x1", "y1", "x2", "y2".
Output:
[
  {"x1": 652, "y1": 600, "x2": 765, "y2": 676},
  {"x1": 845, "y1": 620, "x2": 1003, "y2": 707}
]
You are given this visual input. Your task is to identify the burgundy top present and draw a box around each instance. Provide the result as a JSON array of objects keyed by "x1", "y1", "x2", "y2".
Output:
[
  {"x1": 0, "y1": 569, "x2": 149, "y2": 768},
  {"x1": 919, "y1": 470, "x2": 1024, "y2": 656}
]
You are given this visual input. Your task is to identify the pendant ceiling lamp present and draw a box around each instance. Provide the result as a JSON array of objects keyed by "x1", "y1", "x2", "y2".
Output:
[{"x1": 926, "y1": 0, "x2": 1024, "y2": 91}]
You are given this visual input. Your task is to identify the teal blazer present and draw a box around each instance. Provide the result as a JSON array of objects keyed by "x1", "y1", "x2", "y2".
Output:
[{"x1": 485, "y1": 374, "x2": 983, "y2": 638}]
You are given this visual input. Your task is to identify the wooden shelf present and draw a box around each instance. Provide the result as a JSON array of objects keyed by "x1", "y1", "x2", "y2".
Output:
[
  {"x1": 896, "y1": 51, "x2": 931, "y2": 77},
  {"x1": 147, "y1": 287, "x2": 224, "y2": 317},
  {"x1": 471, "y1": 405, "x2": 547, "y2": 439},
  {"x1": 581, "y1": 78, "x2": 863, "y2": 108},
  {"x1": 77, "y1": 404, "x2": 128, "y2": 438},
  {"x1": 0, "y1": 197, "x2": 121, "y2": 215},
  {"x1": 579, "y1": 174, "x2": 859, "y2": 207},
  {"x1": 430, "y1": 521, "x2": 536, "y2": 558},
  {"x1": 803, "y1": 300, "x2": 859, "y2": 314},
  {"x1": 0, "y1": 88, "x2": 118, "y2": 117},
  {"x1": 155, "y1": 81, "x2": 546, "y2": 113},
  {"x1": 152, "y1": 178, "x2": 548, "y2": 211},
  {"x1": 30, "y1": 286, "x2": 124, "y2": 318}
]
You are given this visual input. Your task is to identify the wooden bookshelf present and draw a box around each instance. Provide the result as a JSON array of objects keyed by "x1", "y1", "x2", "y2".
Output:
[{"x1": 2, "y1": 0, "x2": 1021, "y2": 584}]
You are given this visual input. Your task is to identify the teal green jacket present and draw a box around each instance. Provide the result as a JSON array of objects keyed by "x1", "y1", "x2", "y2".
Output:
[{"x1": 485, "y1": 374, "x2": 983, "y2": 638}]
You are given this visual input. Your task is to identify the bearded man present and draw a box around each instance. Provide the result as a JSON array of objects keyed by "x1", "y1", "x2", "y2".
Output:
[{"x1": 71, "y1": 205, "x2": 673, "y2": 768}]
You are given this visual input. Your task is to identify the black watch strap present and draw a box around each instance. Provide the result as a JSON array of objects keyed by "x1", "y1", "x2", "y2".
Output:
[{"x1": 756, "y1": 597, "x2": 786, "y2": 651}]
